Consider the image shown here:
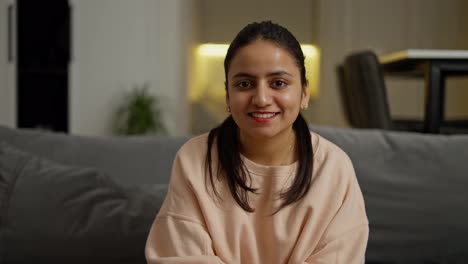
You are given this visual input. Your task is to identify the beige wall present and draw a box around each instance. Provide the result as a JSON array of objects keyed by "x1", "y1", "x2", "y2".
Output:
[
  {"x1": 198, "y1": 0, "x2": 318, "y2": 44},
  {"x1": 462, "y1": 1, "x2": 468, "y2": 48}
]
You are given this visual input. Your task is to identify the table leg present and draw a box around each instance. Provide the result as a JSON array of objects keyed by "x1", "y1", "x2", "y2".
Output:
[{"x1": 424, "y1": 62, "x2": 444, "y2": 133}]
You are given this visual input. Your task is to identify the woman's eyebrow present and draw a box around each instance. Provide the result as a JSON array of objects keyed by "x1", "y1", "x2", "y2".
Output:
[
  {"x1": 266, "y1": 70, "x2": 293, "y2": 77},
  {"x1": 232, "y1": 71, "x2": 293, "y2": 79}
]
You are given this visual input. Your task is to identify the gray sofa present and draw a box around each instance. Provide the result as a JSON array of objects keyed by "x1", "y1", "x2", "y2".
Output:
[{"x1": 1, "y1": 124, "x2": 467, "y2": 263}]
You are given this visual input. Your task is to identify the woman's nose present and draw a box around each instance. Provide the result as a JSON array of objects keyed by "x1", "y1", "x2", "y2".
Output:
[{"x1": 252, "y1": 83, "x2": 271, "y2": 107}]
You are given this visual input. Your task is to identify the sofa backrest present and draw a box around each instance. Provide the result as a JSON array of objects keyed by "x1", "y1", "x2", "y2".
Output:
[
  {"x1": 310, "y1": 125, "x2": 468, "y2": 263},
  {"x1": 3, "y1": 124, "x2": 468, "y2": 263},
  {"x1": 0, "y1": 125, "x2": 189, "y2": 186}
]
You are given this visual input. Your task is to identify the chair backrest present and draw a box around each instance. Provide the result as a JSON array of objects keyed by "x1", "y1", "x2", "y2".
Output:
[
  {"x1": 336, "y1": 65, "x2": 359, "y2": 127},
  {"x1": 340, "y1": 50, "x2": 393, "y2": 129}
]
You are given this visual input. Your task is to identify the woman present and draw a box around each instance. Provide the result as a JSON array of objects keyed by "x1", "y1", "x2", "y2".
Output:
[{"x1": 145, "y1": 21, "x2": 368, "y2": 263}]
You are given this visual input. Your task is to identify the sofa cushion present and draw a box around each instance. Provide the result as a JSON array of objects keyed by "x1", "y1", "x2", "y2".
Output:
[
  {"x1": 310, "y1": 125, "x2": 468, "y2": 263},
  {"x1": 0, "y1": 125, "x2": 189, "y2": 186},
  {"x1": 0, "y1": 142, "x2": 165, "y2": 263}
]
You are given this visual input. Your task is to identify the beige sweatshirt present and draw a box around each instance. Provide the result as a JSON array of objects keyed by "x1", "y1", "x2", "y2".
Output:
[{"x1": 145, "y1": 132, "x2": 369, "y2": 264}]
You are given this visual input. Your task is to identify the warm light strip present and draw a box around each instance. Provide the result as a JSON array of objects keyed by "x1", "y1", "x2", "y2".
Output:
[
  {"x1": 197, "y1": 44, "x2": 229, "y2": 57},
  {"x1": 197, "y1": 44, "x2": 318, "y2": 58},
  {"x1": 301, "y1": 45, "x2": 318, "y2": 57}
]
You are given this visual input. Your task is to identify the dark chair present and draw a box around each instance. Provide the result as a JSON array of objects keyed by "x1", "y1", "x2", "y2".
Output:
[
  {"x1": 338, "y1": 50, "x2": 468, "y2": 134},
  {"x1": 337, "y1": 50, "x2": 423, "y2": 132}
]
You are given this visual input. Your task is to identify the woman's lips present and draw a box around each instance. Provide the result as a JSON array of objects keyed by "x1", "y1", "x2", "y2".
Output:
[{"x1": 249, "y1": 112, "x2": 279, "y2": 123}]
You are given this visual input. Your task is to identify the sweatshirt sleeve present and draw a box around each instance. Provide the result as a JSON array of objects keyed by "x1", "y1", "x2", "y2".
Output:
[
  {"x1": 305, "y1": 155, "x2": 369, "y2": 264},
  {"x1": 145, "y1": 215, "x2": 224, "y2": 264},
  {"x1": 303, "y1": 224, "x2": 368, "y2": 264},
  {"x1": 145, "y1": 146, "x2": 225, "y2": 264}
]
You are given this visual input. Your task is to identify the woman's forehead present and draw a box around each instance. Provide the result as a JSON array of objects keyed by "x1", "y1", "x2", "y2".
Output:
[{"x1": 228, "y1": 40, "x2": 298, "y2": 77}]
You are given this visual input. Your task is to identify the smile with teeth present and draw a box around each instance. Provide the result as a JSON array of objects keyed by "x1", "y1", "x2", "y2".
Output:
[{"x1": 250, "y1": 112, "x2": 278, "y2": 118}]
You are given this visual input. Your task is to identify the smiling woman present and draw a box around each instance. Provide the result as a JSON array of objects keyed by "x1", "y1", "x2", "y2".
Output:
[
  {"x1": 226, "y1": 39, "x2": 309, "y2": 149},
  {"x1": 145, "y1": 21, "x2": 369, "y2": 264}
]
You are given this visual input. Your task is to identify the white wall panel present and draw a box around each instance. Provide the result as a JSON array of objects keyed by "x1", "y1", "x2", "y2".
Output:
[
  {"x1": 0, "y1": 0, "x2": 16, "y2": 127},
  {"x1": 70, "y1": 0, "x2": 193, "y2": 136}
]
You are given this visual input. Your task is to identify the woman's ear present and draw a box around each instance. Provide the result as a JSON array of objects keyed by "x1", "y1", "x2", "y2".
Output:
[
  {"x1": 225, "y1": 81, "x2": 229, "y2": 99},
  {"x1": 225, "y1": 96, "x2": 230, "y2": 112},
  {"x1": 301, "y1": 81, "x2": 310, "y2": 108},
  {"x1": 225, "y1": 83, "x2": 230, "y2": 112}
]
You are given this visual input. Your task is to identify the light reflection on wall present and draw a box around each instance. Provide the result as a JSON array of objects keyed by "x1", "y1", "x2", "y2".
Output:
[{"x1": 190, "y1": 44, "x2": 320, "y2": 134}]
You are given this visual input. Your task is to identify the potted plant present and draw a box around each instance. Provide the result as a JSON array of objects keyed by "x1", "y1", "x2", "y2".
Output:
[{"x1": 113, "y1": 83, "x2": 166, "y2": 135}]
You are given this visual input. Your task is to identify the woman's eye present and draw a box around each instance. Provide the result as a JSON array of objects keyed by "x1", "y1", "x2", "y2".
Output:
[
  {"x1": 237, "y1": 81, "x2": 252, "y2": 88},
  {"x1": 272, "y1": 80, "x2": 286, "y2": 88}
]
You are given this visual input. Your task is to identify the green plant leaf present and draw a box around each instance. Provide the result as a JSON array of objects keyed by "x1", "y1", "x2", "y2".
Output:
[{"x1": 113, "y1": 84, "x2": 166, "y2": 135}]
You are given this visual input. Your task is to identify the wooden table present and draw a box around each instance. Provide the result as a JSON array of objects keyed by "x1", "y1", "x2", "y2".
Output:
[{"x1": 379, "y1": 49, "x2": 468, "y2": 133}]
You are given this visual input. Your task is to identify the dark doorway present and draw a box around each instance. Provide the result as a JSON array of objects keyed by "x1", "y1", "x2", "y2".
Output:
[{"x1": 17, "y1": 0, "x2": 70, "y2": 132}]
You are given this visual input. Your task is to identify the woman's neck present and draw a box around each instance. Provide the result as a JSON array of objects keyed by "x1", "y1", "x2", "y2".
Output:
[{"x1": 239, "y1": 128, "x2": 296, "y2": 166}]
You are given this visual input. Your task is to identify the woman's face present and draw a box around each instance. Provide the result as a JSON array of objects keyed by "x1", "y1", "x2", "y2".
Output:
[{"x1": 226, "y1": 39, "x2": 309, "y2": 141}]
